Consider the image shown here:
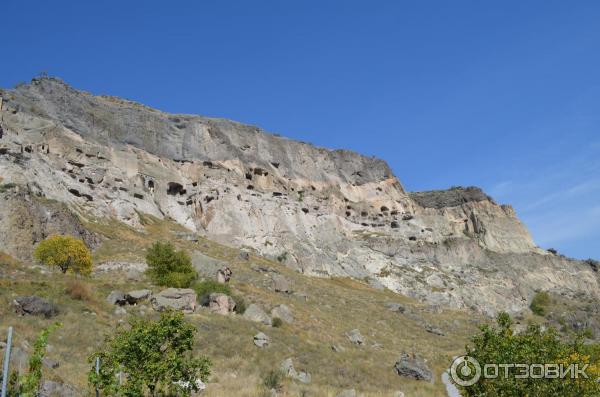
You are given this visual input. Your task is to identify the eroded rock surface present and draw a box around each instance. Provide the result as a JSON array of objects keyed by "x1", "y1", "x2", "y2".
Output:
[{"x1": 1, "y1": 77, "x2": 598, "y2": 315}]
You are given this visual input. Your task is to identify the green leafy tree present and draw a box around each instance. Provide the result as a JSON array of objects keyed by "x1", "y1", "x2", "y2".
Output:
[
  {"x1": 145, "y1": 241, "x2": 197, "y2": 287},
  {"x1": 33, "y1": 235, "x2": 92, "y2": 275},
  {"x1": 89, "y1": 311, "x2": 211, "y2": 397},
  {"x1": 458, "y1": 312, "x2": 600, "y2": 396}
]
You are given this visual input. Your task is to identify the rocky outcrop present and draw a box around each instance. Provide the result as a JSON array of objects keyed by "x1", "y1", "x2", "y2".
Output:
[
  {"x1": 151, "y1": 288, "x2": 197, "y2": 313},
  {"x1": 13, "y1": 296, "x2": 59, "y2": 318},
  {"x1": 1, "y1": 77, "x2": 598, "y2": 316},
  {"x1": 394, "y1": 353, "x2": 432, "y2": 382}
]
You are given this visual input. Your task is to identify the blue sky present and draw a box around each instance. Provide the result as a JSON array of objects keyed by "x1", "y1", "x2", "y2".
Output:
[{"x1": 2, "y1": 1, "x2": 599, "y2": 259}]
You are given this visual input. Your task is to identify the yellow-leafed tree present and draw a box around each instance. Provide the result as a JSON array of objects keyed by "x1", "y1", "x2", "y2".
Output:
[{"x1": 33, "y1": 235, "x2": 93, "y2": 275}]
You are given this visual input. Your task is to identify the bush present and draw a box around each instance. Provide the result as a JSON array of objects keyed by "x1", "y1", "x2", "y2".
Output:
[
  {"x1": 194, "y1": 280, "x2": 231, "y2": 300},
  {"x1": 33, "y1": 235, "x2": 92, "y2": 275},
  {"x1": 145, "y1": 241, "x2": 197, "y2": 287},
  {"x1": 530, "y1": 291, "x2": 551, "y2": 316},
  {"x1": 232, "y1": 294, "x2": 247, "y2": 314},
  {"x1": 262, "y1": 369, "x2": 283, "y2": 390},
  {"x1": 458, "y1": 313, "x2": 600, "y2": 396},
  {"x1": 65, "y1": 279, "x2": 93, "y2": 301},
  {"x1": 272, "y1": 317, "x2": 283, "y2": 328},
  {"x1": 89, "y1": 311, "x2": 211, "y2": 396},
  {"x1": 0, "y1": 182, "x2": 16, "y2": 193}
]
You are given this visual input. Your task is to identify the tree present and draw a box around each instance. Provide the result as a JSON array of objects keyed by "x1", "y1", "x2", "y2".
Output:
[
  {"x1": 145, "y1": 241, "x2": 197, "y2": 288},
  {"x1": 33, "y1": 235, "x2": 92, "y2": 275},
  {"x1": 458, "y1": 312, "x2": 600, "y2": 396},
  {"x1": 89, "y1": 311, "x2": 211, "y2": 396}
]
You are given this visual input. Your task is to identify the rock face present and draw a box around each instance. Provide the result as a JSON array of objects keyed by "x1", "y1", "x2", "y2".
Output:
[
  {"x1": 271, "y1": 304, "x2": 294, "y2": 324},
  {"x1": 151, "y1": 288, "x2": 197, "y2": 313},
  {"x1": 394, "y1": 353, "x2": 432, "y2": 382},
  {"x1": 1, "y1": 77, "x2": 598, "y2": 315},
  {"x1": 13, "y1": 296, "x2": 58, "y2": 318},
  {"x1": 280, "y1": 358, "x2": 311, "y2": 384}
]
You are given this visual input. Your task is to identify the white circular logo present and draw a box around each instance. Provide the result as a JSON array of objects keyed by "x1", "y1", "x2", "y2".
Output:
[{"x1": 450, "y1": 355, "x2": 481, "y2": 386}]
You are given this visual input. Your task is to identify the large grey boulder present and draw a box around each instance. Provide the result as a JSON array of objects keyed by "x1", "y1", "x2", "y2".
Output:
[
  {"x1": 280, "y1": 358, "x2": 311, "y2": 384},
  {"x1": 253, "y1": 332, "x2": 270, "y2": 348},
  {"x1": 271, "y1": 304, "x2": 293, "y2": 324},
  {"x1": 243, "y1": 304, "x2": 272, "y2": 325},
  {"x1": 13, "y1": 296, "x2": 58, "y2": 318},
  {"x1": 106, "y1": 290, "x2": 127, "y2": 305},
  {"x1": 207, "y1": 293, "x2": 236, "y2": 315},
  {"x1": 272, "y1": 274, "x2": 291, "y2": 293},
  {"x1": 151, "y1": 288, "x2": 197, "y2": 313},
  {"x1": 394, "y1": 353, "x2": 432, "y2": 382},
  {"x1": 125, "y1": 289, "x2": 152, "y2": 304},
  {"x1": 347, "y1": 329, "x2": 364, "y2": 345}
]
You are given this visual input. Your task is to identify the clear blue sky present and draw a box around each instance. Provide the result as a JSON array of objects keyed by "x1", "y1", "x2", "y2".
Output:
[{"x1": 2, "y1": 1, "x2": 599, "y2": 259}]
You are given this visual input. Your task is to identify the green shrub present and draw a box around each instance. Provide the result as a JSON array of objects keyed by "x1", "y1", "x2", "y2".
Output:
[
  {"x1": 276, "y1": 251, "x2": 288, "y2": 263},
  {"x1": 0, "y1": 183, "x2": 16, "y2": 193},
  {"x1": 145, "y1": 241, "x2": 197, "y2": 287},
  {"x1": 262, "y1": 369, "x2": 283, "y2": 390},
  {"x1": 194, "y1": 280, "x2": 231, "y2": 300},
  {"x1": 530, "y1": 291, "x2": 550, "y2": 316},
  {"x1": 459, "y1": 312, "x2": 600, "y2": 396},
  {"x1": 232, "y1": 294, "x2": 247, "y2": 314},
  {"x1": 272, "y1": 317, "x2": 283, "y2": 328},
  {"x1": 89, "y1": 311, "x2": 211, "y2": 396}
]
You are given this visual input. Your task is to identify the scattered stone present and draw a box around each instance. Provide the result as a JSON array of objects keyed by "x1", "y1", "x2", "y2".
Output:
[
  {"x1": 271, "y1": 304, "x2": 293, "y2": 324},
  {"x1": 280, "y1": 358, "x2": 311, "y2": 384},
  {"x1": 13, "y1": 296, "x2": 58, "y2": 318},
  {"x1": 243, "y1": 304, "x2": 272, "y2": 325},
  {"x1": 125, "y1": 289, "x2": 152, "y2": 304},
  {"x1": 126, "y1": 269, "x2": 143, "y2": 281},
  {"x1": 393, "y1": 392, "x2": 405, "y2": 397},
  {"x1": 207, "y1": 293, "x2": 236, "y2": 315},
  {"x1": 216, "y1": 267, "x2": 232, "y2": 283},
  {"x1": 272, "y1": 274, "x2": 291, "y2": 293},
  {"x1": 238, "y1": 251, "x2": 250, "y2": 261},
  {"x1": 384, "y1": 303, "x2": 407, "y2": 313},
  {"x1": 42, "y1": 357, "x2": 60, "y2": 369},
  {"x1": 253, "y1": 332, "x2": 270, "y2": 348},
  {"x1": 39, "y1": 380, "x2": 79, "y2": 397},
  {"x1": 106, "y1": 290, "x2": 127, "y2": 305},
  {"x1": 347, "y1": 329, "x2": 364, "y2": 345},
  {"x1": 151, "y1": 288, "x2": 197, "y2": 313},
  {"x1": 394, "y1": 353, "x2": 432, "y2": 382},
  {"x1": 425, "y1": 324, "x2": 445, "y2": 336},
  {"x1": 331, "y1": 344, "x2": 346, "y2": 353}
]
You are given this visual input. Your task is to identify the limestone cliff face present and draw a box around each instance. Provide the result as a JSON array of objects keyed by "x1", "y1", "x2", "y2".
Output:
[{"x1": 0, "y1": 77, "x2": 597, "y2": 315}]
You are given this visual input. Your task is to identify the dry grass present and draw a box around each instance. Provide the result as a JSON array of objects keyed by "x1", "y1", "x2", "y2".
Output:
[{"x1": 0, "y1": 215, "x2": 488, "y2": 396}]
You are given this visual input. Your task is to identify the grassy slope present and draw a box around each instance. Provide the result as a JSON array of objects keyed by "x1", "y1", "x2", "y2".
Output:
[{"x1": 0, "y1": 215, "x2": 484, "y2": 397}]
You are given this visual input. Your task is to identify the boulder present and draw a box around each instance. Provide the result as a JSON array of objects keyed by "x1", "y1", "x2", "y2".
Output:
[
  {"x1": 238, "y1": 251, "x2": 250, "y2": 261},
  {"x1": 384, "y1": 303, "x2": 407, "y2": 313},
  {"x1": 151, "y1": 288, "x2": 197, "y2": 313},
  {"x1": 347, "y1": 329, "x2": 364, "y2": 345},
  {"x1": 216, "y1": 267, "x2": 232, "y2": 284},
  {"x1": 106, "y1": 290, "x2": 127, "y2": 305},
  {"x1": 125, "y1": 289, "x2": 152, "y2": 304},
  {"x1": 253, "y1": 332, "x2": 270, "y2": 348},
  {"x1": 272, "y1": 274, "x2": 291, "y2": 293},
  {"x1": 39, "y1": 380, "x2": 79, "y2": 397},
  {"x1": 394, "y1": 353, "x2": 432, "y2": 382},
  {"x1": 271, "y1": 304, "x2": 293, "y2": 324},
  {"x1": 13, "y1": 296, "x2": 58, "y2": 318},
  {"x1": 280, "y1": 358, "x2": 311, "y2": 384},
  {"x1": 207, "y1": 293, "x2": 236, "y2": 315},
  {"x1": 243, "y1": 304, "x2": 272, "y2": 325}
]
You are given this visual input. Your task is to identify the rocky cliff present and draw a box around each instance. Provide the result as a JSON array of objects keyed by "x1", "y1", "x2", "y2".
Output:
[{"x1": 0, "y1": 77, "x2": 597, "y2": 315}]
